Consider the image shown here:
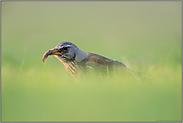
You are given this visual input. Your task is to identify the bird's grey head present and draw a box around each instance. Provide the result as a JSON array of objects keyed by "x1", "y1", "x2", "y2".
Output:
[
  {"x1": 43, "y1": 42, "x2": 87, "y2": 63},
  {"x1": 54, "y1": 42, "x2": 79, "y2": 61}
]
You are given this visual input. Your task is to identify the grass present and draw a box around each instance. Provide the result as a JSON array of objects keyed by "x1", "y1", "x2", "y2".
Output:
[
  {"x1": 1, "y1": 63, "x2": 182, "y2": 122},
  {"x1": 1, "y1": 1, "x2": 182, "y2": 122}
]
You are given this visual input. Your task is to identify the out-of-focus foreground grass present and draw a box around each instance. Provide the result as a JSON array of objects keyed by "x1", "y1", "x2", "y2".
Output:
[{"x1": 1, "y1": 1, "x2": 182, "y2": 122}]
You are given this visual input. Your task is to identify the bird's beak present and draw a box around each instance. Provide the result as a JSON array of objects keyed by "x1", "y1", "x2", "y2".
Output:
[{"x1": 42, "y1": 48, "x2": 62, "y2": 63}]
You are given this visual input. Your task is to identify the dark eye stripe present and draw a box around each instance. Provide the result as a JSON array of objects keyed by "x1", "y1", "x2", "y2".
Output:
[{"x1": 63, "y1": 47, "x2": 68, "y2": 50}]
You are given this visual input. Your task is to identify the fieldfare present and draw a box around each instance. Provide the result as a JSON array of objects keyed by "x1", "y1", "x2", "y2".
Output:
[{"x1": 42, "y1": 42, "x2": 144, "y2": 77}]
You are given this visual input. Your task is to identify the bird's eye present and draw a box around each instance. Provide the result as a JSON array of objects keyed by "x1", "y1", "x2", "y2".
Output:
[{"x1": 63, "y1": 47, "x2": 68, "y2": 51}]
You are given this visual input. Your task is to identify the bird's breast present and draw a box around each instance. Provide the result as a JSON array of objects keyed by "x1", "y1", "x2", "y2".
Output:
[{"x1": 55, "y1": 55, "x2": 83, "y2": 76}]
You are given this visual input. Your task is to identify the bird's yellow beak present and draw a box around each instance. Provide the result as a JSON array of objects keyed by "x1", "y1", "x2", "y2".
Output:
[{"x1": 42, "y1": 48, "x2": 62, "y2": 63}]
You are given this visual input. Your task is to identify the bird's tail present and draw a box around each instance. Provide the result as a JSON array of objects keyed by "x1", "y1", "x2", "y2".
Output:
[
  {"x1": 114, "y1": 60, "x2": 145, "y2": 74},
  {"x1": 126, "y1": 65, "x2": 145, "y2": 74}
]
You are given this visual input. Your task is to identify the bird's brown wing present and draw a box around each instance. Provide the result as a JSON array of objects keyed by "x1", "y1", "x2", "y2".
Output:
[
  {"x1": 86, "y1": 53, "x2": 114, "y2": 66},
  {"x1": 82, "y1": 53, "x2": 126, "y2": 71}
]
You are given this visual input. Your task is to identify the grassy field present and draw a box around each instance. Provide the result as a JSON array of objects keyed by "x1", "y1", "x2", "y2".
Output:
[{"x1": 1, "y1": 1, "x2": 182, "y2": 122}]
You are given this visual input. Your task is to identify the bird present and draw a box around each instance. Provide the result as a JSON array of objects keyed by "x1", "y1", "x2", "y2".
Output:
[{"x1": 42, "y1": 42, "x2": 144, "y2": 78}]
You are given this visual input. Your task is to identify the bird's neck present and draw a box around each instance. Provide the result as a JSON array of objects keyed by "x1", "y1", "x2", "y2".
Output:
[{"x1": 75, "y1": 50, "x2": 88, "y2": 62}]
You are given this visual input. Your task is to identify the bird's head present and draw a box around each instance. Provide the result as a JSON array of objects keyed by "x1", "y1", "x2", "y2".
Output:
[{"x1": 43, "y1": 42, "x2": 86, "y2": 63}]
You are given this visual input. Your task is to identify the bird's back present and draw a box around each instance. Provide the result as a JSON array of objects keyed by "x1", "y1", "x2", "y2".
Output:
[{"x1": 78, "y1": 53, "x2": 127, "y2": 73}]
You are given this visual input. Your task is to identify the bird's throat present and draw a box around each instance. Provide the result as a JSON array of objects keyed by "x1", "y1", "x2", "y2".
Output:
[{"x1": 55, "y1": 55, "x2": 78, "y2": 76}]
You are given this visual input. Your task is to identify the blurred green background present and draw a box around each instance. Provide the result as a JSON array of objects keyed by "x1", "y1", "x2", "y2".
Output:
[{"x1": 1, "y1": 1, "x2": 182, "y2": 122}]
